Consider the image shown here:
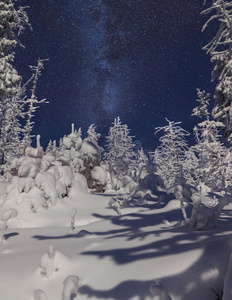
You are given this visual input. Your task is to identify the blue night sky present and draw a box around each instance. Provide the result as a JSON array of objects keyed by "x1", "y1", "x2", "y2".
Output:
[{"x1": 15, "y1": 0, "x2": 216, "y2": 152}]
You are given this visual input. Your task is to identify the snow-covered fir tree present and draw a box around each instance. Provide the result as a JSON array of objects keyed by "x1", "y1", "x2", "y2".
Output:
[
  {"x1": 84, "y1": 124, "x2": 104, "y2": 153},
  {"x1": 191, "y1": 88, "x2": 230, "y2": 190},
  {"x1": 104, "y1": 117, "x2": 136, "y2": 188},
  {"x1": 153, "y1": 119, "x2": 190, "y2": 187},
  {"x1": 84, "y1": 124, "x2": 100, "y2": 145},
  {"x1": 192, "y1": 88, "x2": 210, "y2": 120},
  {"x1": 202, "y1": 0, "x2": 232, "y2": 143},
  {"x1": 105, "y1": 117, "x2": 135, "y2": 163},
  {"x1": 0, "y1": 0, "x2": 29, "y2": 98},
  {"x1": 0, "y1": 0, "x2": 29, "y2": 178},
  {"x1": 192, "y1": 120, "x2": 228, "y2": 190},
  {"x1": 0, "y1": 88, "x2": 25, "y2": 177}
]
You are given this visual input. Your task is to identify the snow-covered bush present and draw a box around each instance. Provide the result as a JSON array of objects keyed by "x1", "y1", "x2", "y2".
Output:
[
  {"x1": 91, "y1": 166, "x2": 108, "y2": 192},
  {"x1": 17, "y1": 177, "x2": 35, "y2": 193},
  {"x1": 35, "y1": 172, "x2": 58, "y2": 206},
  {"x1": 189, "y1": 193, "x2": 214, "y2": 230},
  {"x1": 139, "y1": 173, "x2": 165, "y2": 193},
  {"x1": 62, "y1": 275, "x2": 79, "y2": 300},
  {"x1": 39, "y1": 244, "x2": 69, "y2": 280},
  {"x1": 73, "y1": 173, "x2": 88, "y2": 191},
  {"x1": 55, "y1": 124, "x2": 104, "y2": 191},
  {"x1": 108, "y1": 197, "x2": 121, "y2": 215},
  {"x1": 56, "y1": 124, "x2": 83, "y2": 171},
  {"x1": 0, "y1": 208, "x2": 18, "y2": 242},
  {"x1": 2, "y1": 130, "x2": 91, "y2": 213},
  {"x1": 80, "y1": 141, "x2": 102, "y2": 190}
]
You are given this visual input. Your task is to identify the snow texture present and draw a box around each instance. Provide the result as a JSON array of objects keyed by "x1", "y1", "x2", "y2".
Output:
[
  {"x1": 222, "y1": 252, "x2": 232, "y2": 300},
  {"x1": 33, "y1": 289, "x2": 48, "y2": 300}
]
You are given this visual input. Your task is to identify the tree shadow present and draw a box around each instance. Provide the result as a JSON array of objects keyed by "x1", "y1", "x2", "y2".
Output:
[
  {"x1": 30, "y1": 200, "x2": 232, "y2": 299},
  {"x1": 82, "y1": 226, "x2": 230, "y2": 265},
  {"x1": 90, "y1": 202, "x2": 192, "y2": 239},
  {"x1": 79, "y1": 279, "x2": 154, "y2": 300},
  {"x1": 3, "y1": 232, "x2": 19, "y2": 240},
  {"x1": 81, "y1": 205, "x2": 232, "y2": 265},
  {"x1": 78, "y1": 233, "x2": 232, "y2": 300},
  {"x1": 33, "y1": 230, "x2": 93, "y2": 240}
]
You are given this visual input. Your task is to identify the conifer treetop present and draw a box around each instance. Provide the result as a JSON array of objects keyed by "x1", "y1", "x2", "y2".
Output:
[{"x1": 192, "y1": 88, "x2": 210, "y2": 120}]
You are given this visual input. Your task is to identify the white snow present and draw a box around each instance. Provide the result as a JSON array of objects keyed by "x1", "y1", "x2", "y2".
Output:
[
  {"x1": 0, "y1": 181, "x2": 232, "y2": 300},
  {"x1": 33, "y1": 289, "x2": 48, "y2": 300}
]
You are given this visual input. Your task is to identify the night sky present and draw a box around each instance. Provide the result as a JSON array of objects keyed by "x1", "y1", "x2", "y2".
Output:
[{"x1": 15, "y1": 0, "x2": 216, "y2": 153}]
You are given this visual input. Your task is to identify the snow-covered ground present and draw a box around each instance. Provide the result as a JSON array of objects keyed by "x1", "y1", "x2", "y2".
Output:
[{"x1": 0, "y1": 182, "x2": 232, "y2": 300}]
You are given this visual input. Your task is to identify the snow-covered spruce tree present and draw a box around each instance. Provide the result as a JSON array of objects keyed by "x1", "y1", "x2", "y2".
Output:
[
  {"x1": 193, "y1": 122, "x2": 228, "y2": 190},
  {"x1": 192, "y1": 88, "x2": 210, "y2": 120},
  {"x1": 153, "y1": 119, "x2": 190, "y2": 188},
  {"x1": 191, "y1": 89, "x2": 229, "y2": 191},
  {"x1": 0, "y1": 88, "x2": 25, "y2": 179},
  {"x1": 84, "y1": 124, "x2": 100, "y2": 145},
  {"x1": 202, "y1": 0, "x2": 232, "y2": 143},
  {"x1": 56, "y1": 124, "x2": 105, "y2": 192},
  {"x1": 0, "y1": 0, "x2": 29, "y2": 98},
  {"x1": 80, "y1": 131, "x2": 104, "y2": 191},
  {"x1": 55, "y1": 124, "x2": 84, "y2": 174},
  {"x1": 22, "y1": 58, "x2": 48, "y2": 150},
  {"x1": 104, "y1": 117, "x2": 136, "y2": 190},
  {"x1": 0, "y1": 0, "x2": 29, "y2": 177},
  {"x1": 5, "y1": 134, "x2": 83, "y2": 212}
]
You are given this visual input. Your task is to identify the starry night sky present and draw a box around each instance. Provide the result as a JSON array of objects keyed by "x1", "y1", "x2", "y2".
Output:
[{"x1": 15, "y1": 0, "x2": 216, "y2": 152}]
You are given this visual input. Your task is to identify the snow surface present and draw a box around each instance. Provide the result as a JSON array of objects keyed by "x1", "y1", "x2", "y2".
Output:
[{"x1": 0, "y1": 183, "x2": 232, "y2": 299}]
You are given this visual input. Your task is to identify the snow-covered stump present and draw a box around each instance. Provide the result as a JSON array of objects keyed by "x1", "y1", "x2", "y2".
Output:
[
  {"x1": 62, "y1": 275, "x2": 79, "y2": 300},
  {"x1": 0, "y1": 208, "x2": 18, "y2": 243},
  {"x1": 149, "y1": 280, "x2": 172, "y2": 300},
  {"x1": 38, "y1": 244, "x2": 69, "y2": 280},
  {"x1": 222, "y1": 252, "x2": 232, "y2": 300},
  {"x1": 40, "y1": 244, "x2": 56, "y2": 280},
  {"x1": 70, "y1": 208, "x2": 77, "y2": 231},
  {"x1": 33, "y1": 289, "x2": 48, "y2": 300}
]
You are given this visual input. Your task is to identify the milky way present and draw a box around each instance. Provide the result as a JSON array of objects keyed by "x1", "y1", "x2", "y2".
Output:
[{"x1": 15, "y1": 0, "x2": 215, "y2": 151}]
